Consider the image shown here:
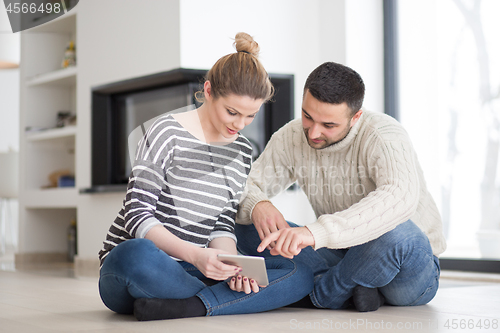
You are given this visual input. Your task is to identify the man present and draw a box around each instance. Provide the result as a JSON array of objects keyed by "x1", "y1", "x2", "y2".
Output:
[{"x1": 235, "y1": 62, "x2": 446, "y2": 312}]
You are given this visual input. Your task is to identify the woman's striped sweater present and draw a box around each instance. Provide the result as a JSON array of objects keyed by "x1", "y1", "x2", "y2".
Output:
[{"x1": 99, "y1": 115, "x2": 252, "y2": 266}]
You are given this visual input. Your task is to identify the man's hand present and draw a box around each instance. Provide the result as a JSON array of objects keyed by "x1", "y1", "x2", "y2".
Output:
[
  {"x1": 257, "y1": 227, "x2": 315, "y2": 259},
  {"x1": 251, "y1": 201, "x2": 290, "y2": 248}
]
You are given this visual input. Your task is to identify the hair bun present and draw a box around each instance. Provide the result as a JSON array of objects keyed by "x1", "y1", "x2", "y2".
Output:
[{"x1": 234, "y1": 32, "x2": 260, "y2": 57}]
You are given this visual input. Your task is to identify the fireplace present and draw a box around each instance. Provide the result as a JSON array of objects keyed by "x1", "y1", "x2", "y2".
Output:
[{"x1": 82, "y1": 68, "x2": 294, "y2": 193}]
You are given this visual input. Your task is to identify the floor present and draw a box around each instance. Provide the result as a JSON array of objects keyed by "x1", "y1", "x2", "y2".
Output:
[{"x1": 0, "y1": 255, "x2": 499, "y2": 333}]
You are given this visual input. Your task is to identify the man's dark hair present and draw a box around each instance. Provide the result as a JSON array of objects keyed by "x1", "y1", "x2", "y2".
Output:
[{"x1": 304, "y1": 62, "x2": 365, "y2": 116}]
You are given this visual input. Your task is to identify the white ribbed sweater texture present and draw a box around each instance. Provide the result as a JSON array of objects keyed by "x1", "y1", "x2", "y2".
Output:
[{"x1": 236, "y1": 111, "x2": 446, "y2": 256}]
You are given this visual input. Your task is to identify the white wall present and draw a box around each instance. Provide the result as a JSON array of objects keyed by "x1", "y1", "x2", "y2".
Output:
[
  {"x1": 76, "y1": 0, "x2": 182, "y2": 259},
  {"x1": 180, "y1": 0, "x2": 349, "y2": 119},
  {"x1": 0, "y1": 3, "x2": 20, "y2": 152},
  {"x1": 0, "y1": 5, "x2": 20, "y2": 254},
  {"x1": 0, "y1": 1, "x2": 20, "y2": 63},
  {"x1": 0, "y1": 69, "x2": 20, "y2": 152},
  {"x1": 180, "y1": 0, "x2": 383, "y2": 114},
  {"x1": 0, "y1": 67, "x2": 19, "y2": 249}
]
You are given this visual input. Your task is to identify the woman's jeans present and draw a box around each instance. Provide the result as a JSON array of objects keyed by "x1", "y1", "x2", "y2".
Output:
[
  {"x1": 99, "y1": 239, "x2": 314, "y2": 315},
  {"x1": 236, "y1": 220, "x2": 440, "y2": 309}
]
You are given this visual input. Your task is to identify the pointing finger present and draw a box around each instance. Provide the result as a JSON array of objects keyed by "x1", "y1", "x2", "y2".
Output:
[{"x1": 258, "y1": 231, "x2": 280, "y2": 252}]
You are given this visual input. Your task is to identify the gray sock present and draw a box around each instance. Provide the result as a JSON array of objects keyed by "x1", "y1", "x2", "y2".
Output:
[{"x1": 352, "y1": 286, "x2": 385, "y2": 312}]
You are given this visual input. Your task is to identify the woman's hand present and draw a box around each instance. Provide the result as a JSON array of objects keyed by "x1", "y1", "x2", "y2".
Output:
[
  {"x1": 227, "y1": 274, "x2": 261, "y2": 294},
  {"x1": 191, "y1": 248, "x2": 241, "y2": 281}
]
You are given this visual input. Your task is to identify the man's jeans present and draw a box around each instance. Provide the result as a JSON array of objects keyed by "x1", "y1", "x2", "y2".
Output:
[
  {"x1": 236, "y1": 220, "x2": 440, "y2": 309},
  {"x1": 99, "y1": 239, "x2": 314, "y2": 315}
]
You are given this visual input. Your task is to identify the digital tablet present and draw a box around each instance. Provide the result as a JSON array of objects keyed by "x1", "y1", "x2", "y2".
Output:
[{"x1": 217, "y1": 254, "x2": 269, "y2": 286}]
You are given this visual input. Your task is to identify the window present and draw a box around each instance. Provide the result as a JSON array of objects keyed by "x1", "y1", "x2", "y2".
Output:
[{"x1": 394, "y1": 0, "x2": 500, "y2": 264}]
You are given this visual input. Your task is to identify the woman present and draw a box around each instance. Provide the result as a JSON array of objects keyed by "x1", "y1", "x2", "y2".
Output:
[{"x1": 98, "y1": 32, "x2": 313, "y2": 321}]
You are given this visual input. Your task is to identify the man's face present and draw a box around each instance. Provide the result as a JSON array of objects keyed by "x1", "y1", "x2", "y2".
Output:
[{"x1": 301, "y1": 90, "x2": 362, "y2": 149}]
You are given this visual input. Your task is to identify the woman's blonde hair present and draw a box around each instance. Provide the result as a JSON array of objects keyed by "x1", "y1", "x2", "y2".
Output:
[{"x1": 198, "y1": 32, "x2": 274, "y2": 102}]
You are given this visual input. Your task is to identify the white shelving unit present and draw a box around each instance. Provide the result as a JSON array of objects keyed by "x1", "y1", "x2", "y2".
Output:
[
  {"x1": 24, "y1": 188, "x2": 79, "y2": 209},
  {"x1": 26, "y1": 66, "x2": 77, "y2": 87},
  {"x1": 18, "y1": 8, "x2": 79, "y2": 261},
  {"x1": 26, "y1": 126, "x2": 77, "y2": 142}
]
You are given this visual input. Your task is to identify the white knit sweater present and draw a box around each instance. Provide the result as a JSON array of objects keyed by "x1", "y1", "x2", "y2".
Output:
[{"x1": 236, "y1": 111, "x2": 446, "y2": 256}]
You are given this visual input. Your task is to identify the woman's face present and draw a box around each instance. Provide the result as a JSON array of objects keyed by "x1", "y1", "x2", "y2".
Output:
[{"x1": 205, "y1": 82, "x2": 264, "y2": 140}]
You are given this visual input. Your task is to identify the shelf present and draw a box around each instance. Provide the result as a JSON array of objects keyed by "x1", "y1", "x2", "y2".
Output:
[
  {"x1": 24, "y1": 187, "x2": 78, "y2": 208},
  {"x1": 18, "y1": 2, "x2": 79, "y2": 257},
  {"x1": 26, "y1": 67, "x2": 77, "y2": 87},
  {"x1": 26, "y1": 126, "x2": 76, "y2": 142},
  {"x1": 80, "y1": 184, "x2": 128, "y2": 194},
  {"x1": 27, "y1": 6, "x2": 77, "y2": 34}
]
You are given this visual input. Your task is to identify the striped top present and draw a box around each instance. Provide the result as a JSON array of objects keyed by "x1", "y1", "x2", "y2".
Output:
[{"x1": 99, "y1": 114, "x2": 253, "y2": 266}]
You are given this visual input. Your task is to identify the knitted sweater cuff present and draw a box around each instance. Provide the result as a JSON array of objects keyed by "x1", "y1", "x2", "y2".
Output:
[
  {"x1": 305, "y1": 222, "x2": 331, "y2": 250},
  {"x1": 237, "y1": 191, "x2": 270, "y2": 225}
]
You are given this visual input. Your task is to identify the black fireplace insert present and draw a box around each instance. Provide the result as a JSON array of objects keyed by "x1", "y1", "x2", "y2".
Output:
[{"x1": 81, "y1": 68, "x2": 294, "y2": 193}]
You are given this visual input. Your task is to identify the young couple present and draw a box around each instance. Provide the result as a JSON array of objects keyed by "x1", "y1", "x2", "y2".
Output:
[{"x1": 98, "y1": 33, "x2": 446, "y2": 321}]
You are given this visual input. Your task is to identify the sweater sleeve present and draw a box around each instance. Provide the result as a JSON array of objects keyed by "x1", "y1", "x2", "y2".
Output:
[
  {"x1": 236, "y1": 125, "x2": 297, "y2": 224},
  {"x1": 306, "y1": 135, "x2": 421, "y2": 250},
  {"x1": 123, "y1": 121, "x2": 174, "y2": 239}
]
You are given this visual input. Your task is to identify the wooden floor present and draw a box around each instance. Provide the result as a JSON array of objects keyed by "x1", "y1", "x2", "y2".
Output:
[{"x1": 0, "y1": 262, "x2": 499, "y2": 333}]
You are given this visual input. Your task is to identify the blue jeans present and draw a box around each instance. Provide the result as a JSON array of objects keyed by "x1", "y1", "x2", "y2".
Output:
[
  {"x1": 236, "y1": 220, "x2": 440, "y2": 309},
  {"x1": 99, "y1": 239, "x2": 313, "y2": 315}
]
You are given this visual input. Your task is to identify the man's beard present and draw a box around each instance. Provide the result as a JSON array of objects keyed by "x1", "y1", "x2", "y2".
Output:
[{"x1": 303, "y1": 123, "x2": 352, "y2": 150}]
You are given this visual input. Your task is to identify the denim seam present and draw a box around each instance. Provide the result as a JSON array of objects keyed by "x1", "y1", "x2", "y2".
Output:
[
  {"x1": 205, "y1": 260, "x2": 299, "y2": 314},
  {"x1": 407, "y1": 280, "x2": 435, "y2": 306},
  {"x1": 195, "y1": 292, "x2": 212, "y2": 316},
  {"x1": 100, "y1": 272, "x2": 157, "y2": 299},
  {"x1": 310, "y1": 291, "x2": 324, "y2": 308},
  {"x1": 309, "y1": 274, "x2": 325, "y2": 308},
  {"x1": 405, "y1": 256, "x2": 440, "y2": 306}
]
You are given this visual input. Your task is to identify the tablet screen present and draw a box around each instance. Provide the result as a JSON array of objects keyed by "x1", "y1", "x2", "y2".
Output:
[{"x1": 217, "y1": 254, "x2": 269, "y2": 286}]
